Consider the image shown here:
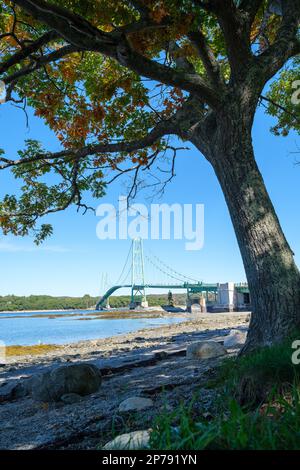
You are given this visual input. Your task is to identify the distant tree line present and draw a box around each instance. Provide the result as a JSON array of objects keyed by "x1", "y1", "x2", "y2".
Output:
[
  {"x1": 109, "y1": 294, "x2": 187, "y2": 308},
  {"x1": 0, "y1": 294, "x2": 97, "y2": 311},
  {"x1": 0, "y1": 293, "x2": 187, "y2": 311}
]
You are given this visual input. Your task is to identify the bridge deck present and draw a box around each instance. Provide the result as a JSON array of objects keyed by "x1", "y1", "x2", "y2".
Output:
[{"x1": 96, "y1": 283, "x2": 220, "y2": 309}]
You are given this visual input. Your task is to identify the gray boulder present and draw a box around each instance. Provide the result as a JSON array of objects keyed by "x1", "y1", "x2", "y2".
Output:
[
  {"x1": 31, "y1": 363, "x2": 101, "y2": 402},
  {"x1": 0, "y1": 380, "x2": 29, "y2": 402},
  {"x1": 186, "y1": 341, "x2": 227, "y2": 360},
  {"x1": 118, "y1": 396, "x2": 153, "y2": 412},
  {"x1": 223, "y1": 330, "x2": 247, "y2": 349},
  {"x1": 103, "y1": 430, "x2": 151, "y2": 450}
]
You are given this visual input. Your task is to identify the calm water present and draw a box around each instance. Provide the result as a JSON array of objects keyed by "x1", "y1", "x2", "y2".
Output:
[{"x1": 0, "y1": 310, "x2": 185, "y2": 346}]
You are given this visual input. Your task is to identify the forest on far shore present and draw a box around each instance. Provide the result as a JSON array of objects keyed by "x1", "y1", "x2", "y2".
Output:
[{"x1": 0, "y1": 293, "x2": 187, "y2": 311}]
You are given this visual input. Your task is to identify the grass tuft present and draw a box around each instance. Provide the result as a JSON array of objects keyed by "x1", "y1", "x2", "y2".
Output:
[
  {"x1": 6, "y1": 344, "x2": 59, "y2": 357},
  {"x1": 150, "y1": 389, "x2": 300, "y2": 450},
  {"x1": 150, "y1": 333, "x2": 300, "y2": 450}
]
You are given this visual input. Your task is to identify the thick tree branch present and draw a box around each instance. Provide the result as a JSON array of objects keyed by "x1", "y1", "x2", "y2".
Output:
[
  {"x1": 116, "y1": 40, "x2": 220, "y2": 107},
  {"x1": 257, "y1": 0, "x2": 300, "y2": 82},
  {"x1": 13, "y1": 0, "x2": 221, "y2": 108},
  {"x1": 3, "y1": 44, "x2": 80, "y2": 85},
  {"x1": 187, "y1": 30, "x2": 223, "y2": 87},
  {"x1": 213, "y1": 1, "x2": 253, "y2": 81},
  {"x1": 194, "y1": 0, "x2": 254, "y2": 81},
  {"x1": 13, "y1": 0, "x2": 118, "y2": 53},
  {"x1": 0, "y1": 29, "x2": 59, "y2": 75},
  {"x1": 116, "y1": 17, "x2": 170, "y2": 35},
  {"x1": 0, "y1": 119, "x2": 175, "y2": 170}
]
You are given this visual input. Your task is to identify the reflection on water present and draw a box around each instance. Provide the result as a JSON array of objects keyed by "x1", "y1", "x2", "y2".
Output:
[{"x1": 0, "y1": 310, "x2": 185, "y2": 346}]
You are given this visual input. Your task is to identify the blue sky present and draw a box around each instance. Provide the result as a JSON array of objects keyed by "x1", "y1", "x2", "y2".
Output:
[{"x1": 0, "y1": 99, "x2": 299, "y2": 297}]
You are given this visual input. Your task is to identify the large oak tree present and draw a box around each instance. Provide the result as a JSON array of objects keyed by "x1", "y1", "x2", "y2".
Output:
[{"x1": 0, "y1": 0, "x2": 299, "y2": 351}]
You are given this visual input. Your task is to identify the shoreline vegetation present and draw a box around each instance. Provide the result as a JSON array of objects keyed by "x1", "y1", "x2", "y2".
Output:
[
  {"x1": 0, "y1": 308, "x2": 93, "y2": 314},
  {"x1": 5, "y1": 344, "x2": 59, "y2": 357},
  {"x1": 0, "y1": 293, "x2": 187, "y2": 312}
]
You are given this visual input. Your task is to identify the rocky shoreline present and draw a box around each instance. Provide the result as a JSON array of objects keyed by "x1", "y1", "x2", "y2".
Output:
[
  {"x1": 0, "y1": 311, "x2": 250, "y2": 450},
  {"x1": 3, "y1": 311, "x2": 249, "y2": 365}
]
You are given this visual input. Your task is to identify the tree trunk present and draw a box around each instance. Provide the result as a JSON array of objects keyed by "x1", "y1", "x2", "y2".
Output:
[{"x1": 194, "y1": 115, "x2": 300, "y2": 353}]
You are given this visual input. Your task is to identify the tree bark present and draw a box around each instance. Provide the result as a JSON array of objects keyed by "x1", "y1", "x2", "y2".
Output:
[{"x1": 193, "y1": 113, "x2": 300, "y2": 353}]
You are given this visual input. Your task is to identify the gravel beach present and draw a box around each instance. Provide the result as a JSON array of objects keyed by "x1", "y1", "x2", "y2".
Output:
[{"x1": 0, "y1": 311, "x2": 250, "y2": 450}]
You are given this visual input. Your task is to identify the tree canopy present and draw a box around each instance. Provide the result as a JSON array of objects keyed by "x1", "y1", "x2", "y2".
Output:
[
  {"x1": 0, "y1": 0, "x2": 299, "y2": 241},
  {"x1": 0, "y1": 292, "x2": 189, "y2": 311}
]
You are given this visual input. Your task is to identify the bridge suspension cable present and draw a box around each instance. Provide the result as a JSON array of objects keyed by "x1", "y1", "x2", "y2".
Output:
[
  {"x1": 145, "y1": 249, "x2": 201, "y2": 284},
  {"x1": 96, "y1": 239, "x2": 218, "y2": 309},
  {"x1": 145, "y1": 253, "x2": 190, "y2": 284},
  {"x1": 115, "y1": 241, "x2": 133, "y2": 285},
  {"x1": 102, "y1": 240, "x2": 203, "y2": 298}
]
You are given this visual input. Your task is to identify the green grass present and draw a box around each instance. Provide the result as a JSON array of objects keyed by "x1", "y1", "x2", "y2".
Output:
[
  {"x1": 150, "y1": 334, "x2": 300, "y2": 450},
  {"x1": 150, "y1": 390, "x2": 300, "y2": 450},
  {"x1": 222, "y1": 336, "x2": 300, "y2": 386}
]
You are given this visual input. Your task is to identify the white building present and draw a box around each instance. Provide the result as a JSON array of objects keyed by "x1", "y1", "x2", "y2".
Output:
[{"x1": 210, "y1": 282, "x2": 250, "y2": 312}]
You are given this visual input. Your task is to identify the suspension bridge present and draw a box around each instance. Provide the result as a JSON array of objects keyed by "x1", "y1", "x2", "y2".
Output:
[{"x1": 96, "y1": 239, "x2": 249, "y2": 310}]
